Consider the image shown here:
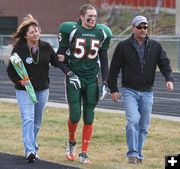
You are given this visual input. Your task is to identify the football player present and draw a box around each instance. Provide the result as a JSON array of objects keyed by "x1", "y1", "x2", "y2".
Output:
[{"x1": 57, "y1": 4, "x2": 112, "y2": 164}]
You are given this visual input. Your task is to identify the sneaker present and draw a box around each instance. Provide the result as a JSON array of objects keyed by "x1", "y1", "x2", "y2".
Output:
[
  {"x1": 79, "y1": 152, "x2": 92, "y2": 164},
  {"x1": 26, "y1": 152, "x2": 35, "y2": 163},
  {"x1": 65, "y1": 141, "x2": 76, "y2": 161},
  {"x1": 35, "y1": 152, "x2": 39, "y2": 160},
  {"x1": 128, "y1": 157, "x2": 137, "y2": 164}
]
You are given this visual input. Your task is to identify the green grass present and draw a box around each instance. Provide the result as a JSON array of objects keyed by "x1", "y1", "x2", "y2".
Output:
[{"x1": 0, "y1": 101, "x2": 180, "y2": 169}]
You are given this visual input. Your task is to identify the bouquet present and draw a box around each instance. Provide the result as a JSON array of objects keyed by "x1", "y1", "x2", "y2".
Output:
[{"x1": 10, "y1": 53, "x2": 38, "y2": 104}]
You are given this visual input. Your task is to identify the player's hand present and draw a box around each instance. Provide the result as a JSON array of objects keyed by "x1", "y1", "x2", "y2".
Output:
[
  {"x1": 99, "y1": 81, "x2": 108, "y2": 100},
  {"x1": 67, "y1": 71, "x2": 81, "y2": 90}
]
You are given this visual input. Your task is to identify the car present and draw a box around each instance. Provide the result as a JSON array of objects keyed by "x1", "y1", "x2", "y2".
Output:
[{"x1": 0, "y1": 44, "x2": 13, "y2": 65}]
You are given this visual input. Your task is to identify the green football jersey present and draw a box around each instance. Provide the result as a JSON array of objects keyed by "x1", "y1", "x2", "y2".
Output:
[{"x1": 58, "y1": 21, "x2": 112, "y2": 83}]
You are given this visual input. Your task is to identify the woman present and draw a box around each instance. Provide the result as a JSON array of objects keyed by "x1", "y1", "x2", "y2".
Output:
[{"x1": 7, "y1": 14, "x2": 61, "y2": 163}]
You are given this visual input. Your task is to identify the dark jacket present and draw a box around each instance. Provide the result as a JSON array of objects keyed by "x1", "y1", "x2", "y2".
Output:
[
  {"x1": 7, "y1": 40, "x2": 60, "y2": 91},
  {"x1": 108, "y1": 34, "x2": 174, "y2": 93}
]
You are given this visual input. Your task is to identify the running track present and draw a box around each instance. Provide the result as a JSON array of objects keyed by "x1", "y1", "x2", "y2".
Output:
[{"x1": 0, "y1": 65, "x2": 180, "y2": 117}]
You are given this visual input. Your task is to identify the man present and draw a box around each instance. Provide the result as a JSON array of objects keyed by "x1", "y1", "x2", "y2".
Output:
[
  {"x1": 57, "y1": 4, "x2": 112, "y2": 164},
  {"x1": 108, "y1": 15, "x2": 173, "y2": 164}
]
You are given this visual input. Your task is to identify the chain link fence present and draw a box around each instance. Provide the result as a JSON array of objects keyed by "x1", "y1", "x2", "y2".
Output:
[
  {"x1": 109, "y1": 35, "x2": 180, "y2": 71},
  {"x1": 1, "y1": 34, "x2": 180, "y2": 71}
]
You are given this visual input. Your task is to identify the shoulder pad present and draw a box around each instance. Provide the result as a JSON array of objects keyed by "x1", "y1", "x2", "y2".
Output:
[
  {"x1": 58, "y1": 22, "x2": 78, "y2": 33},
  {"x1": 96, "y1": 24, "x2": 112, "y2": 38}
]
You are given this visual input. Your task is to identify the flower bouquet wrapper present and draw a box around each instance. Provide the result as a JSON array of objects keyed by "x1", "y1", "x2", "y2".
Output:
[{"x1": 10, "y1": 53, "x2": 38, "y2": 104}]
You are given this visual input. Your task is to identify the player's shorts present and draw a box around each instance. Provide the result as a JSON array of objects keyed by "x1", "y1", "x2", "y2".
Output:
[{"x1": 66, "y1": 78, "x2": 99, "y2": 124}]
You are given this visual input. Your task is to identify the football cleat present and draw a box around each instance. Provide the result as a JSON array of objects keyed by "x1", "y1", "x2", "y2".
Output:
[
  {"x1": 79, "y1": 152, "x2": 92, "y2": 164},
  {"x1": 65, "y1": 141, "x2": 76, "y2": 161}
]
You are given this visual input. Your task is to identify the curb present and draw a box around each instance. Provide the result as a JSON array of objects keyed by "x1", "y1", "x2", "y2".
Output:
[{"x1": 0, "y1": 98, "x2": 180, "y2": 122}]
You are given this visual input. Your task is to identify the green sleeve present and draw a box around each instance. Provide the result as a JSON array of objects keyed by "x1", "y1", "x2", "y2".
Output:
[
  {"x1": 97, "y1": 24, "x2": 112, "y2": 51},
  {"x1": 58, "y1": 22, "x2": 77, "y2": 49}
]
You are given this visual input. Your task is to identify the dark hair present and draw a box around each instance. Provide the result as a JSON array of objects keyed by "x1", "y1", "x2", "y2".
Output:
[
  {"x1": 79, "y1": 4, "x2": 96, "y2": 16},
  {"x1": 13, "y1": 14, "x2": 40, "y2": 46}
]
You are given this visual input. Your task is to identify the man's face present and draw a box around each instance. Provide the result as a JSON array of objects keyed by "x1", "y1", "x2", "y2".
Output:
[
  {"x1": 80, "y1": 9, "x2": 97, "y2": 29},
  {"x1": 132, "y1": 23, "x2": 148, "y2": 40}
]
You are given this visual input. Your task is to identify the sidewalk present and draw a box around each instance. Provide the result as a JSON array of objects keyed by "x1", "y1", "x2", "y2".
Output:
[
  {"x1": 1, "y1": 98, "x2": 180, "y2": 122},
  {"x1": 0, "y1": 152, "x2": 80, "y2": 169}
]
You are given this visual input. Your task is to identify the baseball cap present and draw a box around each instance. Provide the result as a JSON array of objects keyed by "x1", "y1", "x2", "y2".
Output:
[{"x1": 132, "y1": 15, "x2": 148, "y2": 26}]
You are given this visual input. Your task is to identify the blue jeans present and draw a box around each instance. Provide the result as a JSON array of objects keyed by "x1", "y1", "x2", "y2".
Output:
[
  {"x1": 16, "y1": 89, "x2": 49, "y2": 155},
  {"x1": 122, "y1": 87, "x2": 153, "y2": 160}
]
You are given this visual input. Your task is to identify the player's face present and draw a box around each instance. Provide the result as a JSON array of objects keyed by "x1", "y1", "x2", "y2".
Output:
[
  {"x1": 25, "y1": 25, "x2": 40, "y2": 45},
  {"x1": 81, "y1": 9, "x2": 97, "y2": 29}
]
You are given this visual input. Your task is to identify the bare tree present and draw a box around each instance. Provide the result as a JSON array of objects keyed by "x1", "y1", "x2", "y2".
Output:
[{"x1": 155, "y1": 0, "x2": 163, "y2": 14}]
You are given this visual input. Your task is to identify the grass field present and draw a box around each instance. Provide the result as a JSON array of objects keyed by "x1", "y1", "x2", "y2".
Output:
[{"x1": 0, "y1": 101, "x2": 180, "y2": 169}]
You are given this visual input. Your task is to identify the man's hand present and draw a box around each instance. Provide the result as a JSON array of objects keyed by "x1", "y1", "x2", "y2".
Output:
[
  {"x1": 99, "y1": 81, "x2": 108, "y2": 100},
  {"x1": 67, "y1": 71, "x2": 81, "y2": 90},
  {"x1": 166, "y1": 81, "x2": 173, "y2": 91}
]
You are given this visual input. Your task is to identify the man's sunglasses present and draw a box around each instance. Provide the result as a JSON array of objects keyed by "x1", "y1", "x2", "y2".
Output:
[{"x1": 136, "y1": 26, "x2": 148, "y2": 30}]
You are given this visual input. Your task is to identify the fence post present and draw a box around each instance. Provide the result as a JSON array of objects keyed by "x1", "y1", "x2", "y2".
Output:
[{"x1": 0, "y1": 35, "x2": 3, "y2": 60}]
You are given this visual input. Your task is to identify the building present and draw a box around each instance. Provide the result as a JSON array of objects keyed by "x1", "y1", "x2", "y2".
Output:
[
  {"x1": 0, "y1": 0, "x2": 97, "y2": 34},
  {"x1": 99, "y1": 0, "x2": 175, "y2": 8}
]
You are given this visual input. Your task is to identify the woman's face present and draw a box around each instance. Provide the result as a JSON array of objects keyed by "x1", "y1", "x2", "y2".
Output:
[{"x1": 25, "y1": 25, "x2": 40, "y2": 44}]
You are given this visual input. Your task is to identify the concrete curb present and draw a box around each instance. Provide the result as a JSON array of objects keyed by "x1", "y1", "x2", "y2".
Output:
[{"x1": 0, "y1": 98, "x2": 180, "y2": 122}]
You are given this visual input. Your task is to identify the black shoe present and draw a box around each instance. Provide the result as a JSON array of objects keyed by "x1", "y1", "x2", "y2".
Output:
[
  {"x1": 128, "y1": 157, "x2": 137, "y2": 164},
  {"x1": 137, "y1": 159, "x2": 143, "y2": 164},
  {"x1": 26, "y1": 152, "x2": 35, "y2": 163},
  {"x1": 35, "y1": 152, "x2": 39, "y2": 160}
]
